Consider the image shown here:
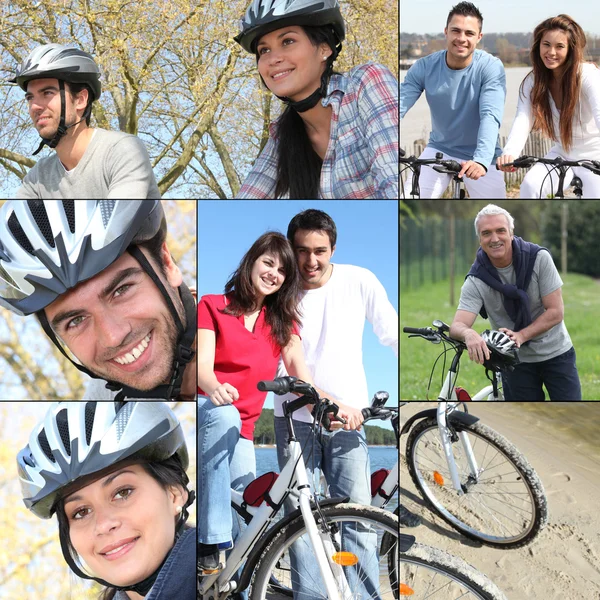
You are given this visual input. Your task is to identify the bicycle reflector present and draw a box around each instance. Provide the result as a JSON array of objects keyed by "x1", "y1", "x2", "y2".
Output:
[
  {"x1": 371, "y1": 468, "x2": 390, "y2": 498},
  {"x1": 242, "y1": 472, "x2": 279, "y2": 507},
  {"x1": 400, "y1": 583, "x2": 415, "y2": 596},
  {"x1": 454, "y1": 387, "x2": 472, "y2": 401},
  {"x1": 433, "y1": 471, "x2": 445, "y2": 486},
  {"x1": 332, "y1": 552, "x2": 359, "y2": 566}
]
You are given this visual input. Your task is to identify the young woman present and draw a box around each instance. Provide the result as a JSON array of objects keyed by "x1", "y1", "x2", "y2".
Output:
[
  {"x1": 233, "y1": 0, "x2": 398, "y2": 199},
  {"x1": 17, "y1": 401, "x2": 196, "y2": 600},
  {"x1": 498, "y1": 14, "x2": 600, "y2": 197},
  {"x1": 196, "y1": 231, "x2": 342, "y2": 577}
]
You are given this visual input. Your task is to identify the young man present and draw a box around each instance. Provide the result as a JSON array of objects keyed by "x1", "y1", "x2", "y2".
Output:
[
  {"x1": 275, "y1": 209, "x2": 398, "y2": 596},
  {"x1": 400, "y1": 2, "x2": 506, "y2": 198},
  {"x1": 0, "y1": 200, "x2": 196, "y2": 400},
  {"x1": 449, "y1": 204, "x2": 582, "y2": 401},
  {"x1": 11, "y1": 44, "x2": 160, "y2": 199}
]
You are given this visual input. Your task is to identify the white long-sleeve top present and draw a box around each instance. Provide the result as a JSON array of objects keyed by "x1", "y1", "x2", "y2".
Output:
[
  {"x1": 274, "y1": 263, "x2": 398, "y2": 423},
  {"x1": 503, "y1": 63, "x2": 600, "y2": 160}
]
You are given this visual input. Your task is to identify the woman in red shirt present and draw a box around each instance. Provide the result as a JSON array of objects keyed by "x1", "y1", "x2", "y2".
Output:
[{"x1": 197, "y1": 231, "x2": 322, "y2": 575}]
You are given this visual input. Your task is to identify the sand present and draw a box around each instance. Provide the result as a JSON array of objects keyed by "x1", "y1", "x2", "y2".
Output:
[{"x1": 400, "y1": 402, "x2": 600, "y2": 600}]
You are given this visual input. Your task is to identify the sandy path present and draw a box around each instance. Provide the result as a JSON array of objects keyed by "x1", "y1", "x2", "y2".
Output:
[{"x1": 400, "y1": 402, "x2": 600, "y2": 600}]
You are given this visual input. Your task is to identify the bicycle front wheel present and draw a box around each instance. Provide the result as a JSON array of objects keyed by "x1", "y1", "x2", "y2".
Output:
[
  {"x1": 250, "y1": 504, "x2": 398, "y2": 600},
  {"x1": 406, "y1": 417, "x2": 548, "y2": 548},
  {"x1": 401, "y1": 540, "x2": 507, "y2": 600}
]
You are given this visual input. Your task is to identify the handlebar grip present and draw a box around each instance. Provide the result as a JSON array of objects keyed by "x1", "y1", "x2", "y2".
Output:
[
  {"x1": 257, "y1": 376, "x2": 297, "y2": 394},
  {"x1": 403, "y1": 326, "x2": 431, "y2": 335}
]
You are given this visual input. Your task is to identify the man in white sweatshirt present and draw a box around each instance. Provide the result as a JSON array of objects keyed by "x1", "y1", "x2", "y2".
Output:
[{"x1": 274, "y1": 208, "x2": 398, "y2": 598}]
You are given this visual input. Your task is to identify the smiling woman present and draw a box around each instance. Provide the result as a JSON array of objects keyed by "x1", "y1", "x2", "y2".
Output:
[{"x1": 16, "y1": 401, "x2": 196, "y2": 600}]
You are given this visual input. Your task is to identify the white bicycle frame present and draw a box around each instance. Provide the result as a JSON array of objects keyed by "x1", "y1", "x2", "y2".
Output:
[
  {"x1": 437, "y1": 367, "x2": 504, "y2": 400},
  {"x1": 199, "y1": 437, "x2": 353, "y2": 600}
]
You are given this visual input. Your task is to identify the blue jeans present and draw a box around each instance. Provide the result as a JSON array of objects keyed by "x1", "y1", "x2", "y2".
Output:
[
  {"x1": 274, "y1": 417, "x2": 380, "y2": 600},
  {"x1": 501, "y1": 346, "x2": 582, "y2": 400}
]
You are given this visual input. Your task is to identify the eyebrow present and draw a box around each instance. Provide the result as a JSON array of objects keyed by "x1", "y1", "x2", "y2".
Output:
[
  {"x1": 257, "y1": 30, "x2": 298, "y2": 46},
  {"x1": 50, "y1": 267, "x2": 144, "y2": 330},
  {"x1": 25, "y1": 85, "x2": 60, "y2": 97},
  {"x1": 481, "y1": 227, "x2": 506, "y2": 234},
  {"x1": 296, "y1": 245, "x2": 328, "y2": 251},
  {"x1": 63, "y1": 469, "x2": 137, "y2": 505}
]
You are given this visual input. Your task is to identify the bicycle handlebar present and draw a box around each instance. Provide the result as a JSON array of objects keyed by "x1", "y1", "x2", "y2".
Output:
[
  {"x1": 403, "y1": 326, "x2": 434, "y2": 336},
  {"x1": 496, "y1": 155, "x2": 600, "y2": 175}
]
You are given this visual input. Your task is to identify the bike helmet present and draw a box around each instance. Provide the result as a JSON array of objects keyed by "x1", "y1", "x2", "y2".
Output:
[
  {"x1": 234, "y1": 0, "x2": 345, "y2": 112},
  {"x1": 0, "y1": 200, "x2": 196, "y2": 400},
  {"x1": 481, "y1": 329, "x2": 520, "y2": 372},
  {"x1": 10, "y1": 44, "x2": 102, "y2": 155}
]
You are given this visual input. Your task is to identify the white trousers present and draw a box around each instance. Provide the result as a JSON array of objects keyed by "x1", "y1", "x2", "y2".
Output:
[
  {"x1": 402, "y1": 146, "x2": 507, "y2": 199},
  {"x1": 519, "y1": 149, "x2": 600, "y2": 198}
]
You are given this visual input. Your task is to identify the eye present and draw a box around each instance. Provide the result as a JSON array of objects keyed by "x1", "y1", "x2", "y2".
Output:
[
  {"x1": 258, "y1": 46, "x2": 269, "y2": 55},
  {"x1": 114, "y1": 283, "x2": 132, "y2": 298},
  {"x1": 72, "y1": 506, "x2": 91, "y2": 520},
  {"x1": 66, "y1": 315, "x2": 86, "y2": 330},
  {"x1": 114, "y1": 487, "x2": 134, "y2": 501}
]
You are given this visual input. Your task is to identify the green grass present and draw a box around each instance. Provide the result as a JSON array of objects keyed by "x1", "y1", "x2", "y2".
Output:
[{"x1": 400, "y1": 273, "x2": 600, "y2": 400}]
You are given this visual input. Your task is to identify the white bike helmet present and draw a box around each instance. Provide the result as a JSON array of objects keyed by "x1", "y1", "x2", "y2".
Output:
[
  {"x1": 17, "y1": 401, "x2": 188, "y2": 519},
  {"x1": 481, "y1": 329, "x2": 520, "y2": 371}
]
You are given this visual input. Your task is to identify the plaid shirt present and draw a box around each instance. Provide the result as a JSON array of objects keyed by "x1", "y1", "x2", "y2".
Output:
[{"x1": 236, "y1": 62, "x2": 399, "y2": 199}]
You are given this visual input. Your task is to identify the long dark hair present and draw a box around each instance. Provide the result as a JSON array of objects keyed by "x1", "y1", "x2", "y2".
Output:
[
  {"x1": 54, "y1": 454, "x2": 191, "y2": 600},
  {"x1": 223, "y1": 231, "x2": 301, "y2": 348},
  {"x1": 255, "y1": 25, "x2": 339, "y2": 199},
  {"x1": 522, "y1": 14, "x2": 587, "y2": 152}
]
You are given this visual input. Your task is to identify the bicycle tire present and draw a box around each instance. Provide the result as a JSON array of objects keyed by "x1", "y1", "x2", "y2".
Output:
[
  {"x1": 249, "y1": 504, "x2": 398, "y2": 600},
  {"x1": 401, "y1": 541, "x2": 507, "y2": 600},
  {"x1": 406, "y1": 417, "x2": 547, "y2": 548}
]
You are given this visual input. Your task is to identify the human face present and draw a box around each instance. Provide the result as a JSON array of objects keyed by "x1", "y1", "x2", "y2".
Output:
[
  {"x1": 44, "y1": 244, "x2": 184, "y2": 391},
  {"x1": 64, "y1": 464, "x2": 186, "y2": 589},
  {"x1": 540, "y1": 30, "x2": 569, "y2": 76},
  {"x1": 444, "y1": 15, "x2": 482, "y2": 67},
  {"x1": 251, "y1": 253, "x2": 286, "y2": 304},
  {"x1": 477, "y1": 214, "x2": 514, "y2": 268},
  {"x1": 292, "y1": 229, "x2": 335, "y2": 289},
  {"x1": 256, "y1": 26, "x2": 331, "y2": 102},
  {"x1": 24, "y1": 78, "x2": 86, "y2": 138}
]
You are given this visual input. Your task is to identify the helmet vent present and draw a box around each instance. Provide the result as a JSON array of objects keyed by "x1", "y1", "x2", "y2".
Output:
[
  {"x1": 84, "y1": 402, "x2": 97, "y2": 445},
  {"x1": 99, "y1": 201, "x2": 116, "y2": 228},
  {"x1": 28, "y1": 200, "x2": 56, "y2": 249},
  {"x1": 7, "y1": 211, "x2": 35, "y2": 256},
  {"x1": 62, "y1": 201, "x2": 76, "y2": 233},
  {"x1": 38, "y1": 429, "x2": 56, "y2": 463},
  {"x1": 115, "y1": 402, "x2": 134, "y2": 441},
  {"x1": 56, "y1": 408, "x2": 72, "y2": 457}
]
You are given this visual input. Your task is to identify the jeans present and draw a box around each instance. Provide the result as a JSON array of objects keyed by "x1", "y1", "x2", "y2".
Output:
[
  {"x1": 274, "y1": 416, "x2": 380, "y2": 600},
  {"x1": 501, "y1": 346, "x2": 582, "y2": 400},
  {"x1": 197, "y1": 397, "x2": 256, "y2": 600}
]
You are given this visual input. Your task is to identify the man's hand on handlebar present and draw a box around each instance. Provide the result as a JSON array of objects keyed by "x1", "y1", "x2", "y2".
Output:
[
  {"x1": 327, "y1": 402, "x2": 364, "y2": 432},
  {"x1": 459, "y1": 160, "x2": 486, "y2": 180},
  {"x1": 464, "y1": 330, "x2": 491, "y2": 364}
]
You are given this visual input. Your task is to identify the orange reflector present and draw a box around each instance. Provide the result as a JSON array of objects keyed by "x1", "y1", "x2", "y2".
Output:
[
  {"x1": 332, "y1": 552, "x2": 359, "y2": 566},
  {"x1": 400, "y1": 583, "x2": 414, "y2": 596},
  {"x1": 433, "y1": 471, "x2": 445, "y2": 486}
]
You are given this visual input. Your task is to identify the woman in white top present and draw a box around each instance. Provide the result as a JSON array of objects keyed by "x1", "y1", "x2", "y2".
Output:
[{"x1": 498, "y1": 14, "x2": 600, "y2": 198}]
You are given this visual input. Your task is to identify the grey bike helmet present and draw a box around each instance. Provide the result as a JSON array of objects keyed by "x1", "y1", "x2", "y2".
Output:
[
  {"x1": 481, "y1": 329, "x2": 520, "y2": 372},
  {"x1": 234, "y1": 0, "x2": 345, "y2": 54},
  {"x1": 17, "y1": 401, "x2": 188, "y2": 519},
  {"x1": 0, "y1": 200, "x2": 162, "y2": 317}
]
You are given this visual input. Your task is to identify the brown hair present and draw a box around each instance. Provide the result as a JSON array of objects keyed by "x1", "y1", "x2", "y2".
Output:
[
  {"x1": 223, "y1": 231, "x2": 301, "y2": 348},
  {"x1": 522, "y1": 14, "x2": 587, "y2": 152}
]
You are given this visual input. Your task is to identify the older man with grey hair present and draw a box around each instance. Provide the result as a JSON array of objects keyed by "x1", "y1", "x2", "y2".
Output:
[{"x1": 449, "y1": 203, "x2": 581, "y2": 400}]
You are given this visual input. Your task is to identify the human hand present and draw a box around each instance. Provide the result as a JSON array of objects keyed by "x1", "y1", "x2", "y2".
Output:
[
  {"x1": 464, "y1": 330, "x2": 491, "y2": 364},
  {"x1": 497, "y1": 155, "x2": 516, "y2": 173},
  {"x1": 209, "y1": 383, "x2": 239, "y2": 406},
  {"x1": 459, "y1": 160, "x2": 486, "y2": 180},
  {"x1": 498, "y1": 327, "x2": 525, "y2": 348},
  {"x1": 331, "y1": 402, "x2": 364, "y2": 432}
]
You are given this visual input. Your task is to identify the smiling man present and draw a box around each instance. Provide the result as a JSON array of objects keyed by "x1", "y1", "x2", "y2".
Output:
[
  {"x1": 11, "y1": 44, "x2": 160, "y2": 199},
  {"x1": 0, "y1": 200, "x2": 196, "y2": 400},
  {"x1": 449, "y1": 204, "x2": 581, "y2": 401},
  {"x1": 400, "y1": 2, "x2": 506, "y2": 198}
]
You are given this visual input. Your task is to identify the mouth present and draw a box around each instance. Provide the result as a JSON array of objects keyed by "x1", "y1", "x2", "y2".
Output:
[
  {"x1": 304, "y1": 267, "x2": 320, "y2": 277},
  {"x1": 99, "y1": 536, "x2": 140, "y2": 561},
  {"x1": 109, "y1": 331, "x2": 153, "y2": 371},
  {"x1": 454, "y1": 44, "x2": 467, "y2": 50},
  {"x1": 271, "y1": 68, "x2": 294, "y2": 81},
  {"x1": 36, "y1": 116, "x2": 51, "y2": 126},
  {"x1": 545, "y1": 57, "x2": 559, "y2": 63},
  {"x1": 260, "y1": 276, "x2": 277, "y2": 288},
  {"x1": 489, "y1": 244, "x2": 503, "y2": 250}
]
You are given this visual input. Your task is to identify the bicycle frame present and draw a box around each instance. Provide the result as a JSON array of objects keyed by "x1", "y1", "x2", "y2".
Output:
[{"x1": 199, "y1": 406, "x2": 352, "y2": 600}]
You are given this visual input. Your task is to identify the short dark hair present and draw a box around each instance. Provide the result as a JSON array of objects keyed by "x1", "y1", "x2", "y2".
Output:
[
  {"x1": 286, "y1": 209, "x2": 337, "y2": 249},
  {"x1": 446, "y1": 2, "x2": 483, "y2": 32},
  {"x1": 65, "y1": 81, "x2": 94, "y2": 126}
]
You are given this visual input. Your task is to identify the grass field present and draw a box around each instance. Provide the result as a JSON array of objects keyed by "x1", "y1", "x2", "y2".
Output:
[{"x1": 400, "y1": 273, "x2": 600, "y2": 400}]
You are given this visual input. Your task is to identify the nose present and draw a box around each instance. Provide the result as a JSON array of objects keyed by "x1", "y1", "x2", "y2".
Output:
[
  {"x1": 94, "y1": 506, "x2": 121, "y2": 536},
  {"x1": 94, "y1": 310, "x2": 132, "y2": 352}
]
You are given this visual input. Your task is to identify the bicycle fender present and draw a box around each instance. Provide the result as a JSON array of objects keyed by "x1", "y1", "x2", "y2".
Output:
[
  {"x1": 400, "y1": 409, "x2": 438, "y2": 436},
  {"x1": 401, "y1": 408, "x2": 479, "y2": 437},
  {"x1": 235, "y1": 496, "x2": 350, "y2": 592},
  {"x1": 400, "y1": 533, "x2": 416, "y2": 552},
  {"x1": 448, "y1": 411, "x2": 479, "y2": 427}
]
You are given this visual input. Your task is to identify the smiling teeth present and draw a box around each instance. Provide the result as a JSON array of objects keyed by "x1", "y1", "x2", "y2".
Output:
[
  {"x1": 273, "y1": 70, "x2": 292, "y2": 79},
  {"x1": 105, "y1": 543, "x2": 130, "y2": 555},
  {"x1": 114, "y1": 333, "x2": 151, "y2": 365}
]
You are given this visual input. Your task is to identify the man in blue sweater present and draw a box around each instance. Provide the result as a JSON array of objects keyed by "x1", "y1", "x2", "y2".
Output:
[{"x1": 400, "y1": 2, "x2": 506, "y2": 198}]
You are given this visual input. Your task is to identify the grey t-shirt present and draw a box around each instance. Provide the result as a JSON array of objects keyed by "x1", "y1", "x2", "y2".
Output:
[
  {"x1": 17, "y1": 129, "x2": 161, "y2": 199},
  {"x1": 458, "y1": 250, "x2": 572, "y2": 362}
]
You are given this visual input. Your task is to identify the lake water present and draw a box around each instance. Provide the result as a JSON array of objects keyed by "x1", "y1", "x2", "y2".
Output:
[{"x1": 400, "y1": 65, "x2": 531, "y2": 151}]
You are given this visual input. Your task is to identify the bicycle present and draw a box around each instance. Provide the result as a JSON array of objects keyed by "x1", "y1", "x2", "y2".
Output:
[
  {"x1": 403, "y1": 319, "x2": 508, "y2": 400},
  {"x1": 400, "y1": 150, "x2": 467, "y2": 199},
  {"x1": 197, "y1": 376, "x2": 399, "y2": 600},
  {"x1": 400, "y1": 528, "x2": 507, "y2": 599},
  {"x1": 496, "y1": 154, "x2": 600, "y2": 198},
  {"x1": 399, "y1": 400, "x2": 548, "y2": 548}
]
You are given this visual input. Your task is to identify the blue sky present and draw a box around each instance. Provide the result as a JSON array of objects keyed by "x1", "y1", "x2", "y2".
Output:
[
  {"x1": 196, "y1": 200, "x2": 399, "y2": 422},
  {"x1": 400, "y1": 0, "x2": 600, "y2": 35}
]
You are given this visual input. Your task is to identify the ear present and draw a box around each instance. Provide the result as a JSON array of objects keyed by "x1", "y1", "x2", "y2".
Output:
[
  {"x1": 330, "y1": 244, "x2": 336, "y2": 258},
  {"x1": 168, "y1": 484, "x2": 188, "y2": 515},
  {"x1": 161, "y1": 242, "x2": 183, "y2": 288}
]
